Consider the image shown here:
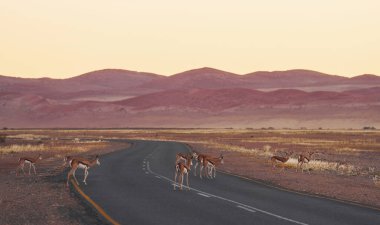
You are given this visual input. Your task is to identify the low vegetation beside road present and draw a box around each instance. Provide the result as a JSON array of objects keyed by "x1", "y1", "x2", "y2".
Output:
[{"x1": 0, "y1": 133, "x2": 129, "y2": 225}]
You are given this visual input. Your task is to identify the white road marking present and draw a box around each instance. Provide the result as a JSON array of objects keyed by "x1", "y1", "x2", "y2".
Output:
[
  {"x1": 146, "y1": 159, "x2": 308, "y2": 225},
  {"x1": 197, "y1": 193, "x2": 211, "y2": 198},
  {"x1": 237, "y1": 205, "x2": 256, "y2": 213},
  {"x1": 155, "y1": 176, "x2": 161, "y2": 179}
]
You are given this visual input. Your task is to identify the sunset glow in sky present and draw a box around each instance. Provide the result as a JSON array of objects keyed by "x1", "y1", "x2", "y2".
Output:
[{"x1": 1, "y1": 0, "x2": 379, "y2": 78}]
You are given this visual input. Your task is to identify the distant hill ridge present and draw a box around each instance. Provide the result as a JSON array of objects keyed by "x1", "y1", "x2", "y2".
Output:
[
  {"x1": 1, "y1": 67, "x2": 379, "y2": 80},
  {"x1": 1, "y1": 67, "x2": 379, "y2": 93},
  {"x1": 1, "y1": 68, "x2": 380, "y2": 128}
]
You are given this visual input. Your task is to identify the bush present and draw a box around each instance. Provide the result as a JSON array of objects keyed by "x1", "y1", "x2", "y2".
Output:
[
  {"x1": 363, "y1": 126, "x2": 376, "y2": 130},
  {"x1": 0, "y1": 134, "x2": 6, "y2": 144},
  {"x1": 263, "y1": 145, "x2": 271, "y2": 151}
]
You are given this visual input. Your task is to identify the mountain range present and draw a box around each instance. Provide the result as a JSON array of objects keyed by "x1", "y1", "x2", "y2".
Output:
[{"x1": 1, "y1": 67, "x2": 380, "y2": 128}]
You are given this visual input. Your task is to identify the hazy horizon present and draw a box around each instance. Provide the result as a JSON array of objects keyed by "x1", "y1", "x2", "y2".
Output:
[
  {"x1": 1, "y1": 1, "x2": 379, "y2": 78},
  {"x1": 1, "y1": 67, "x2": 380, "y2": 80}
]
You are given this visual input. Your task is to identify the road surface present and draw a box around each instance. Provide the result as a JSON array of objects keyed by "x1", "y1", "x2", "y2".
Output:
[{"x1": 76, "y1": 140, "x2": 380, "y2": 225}]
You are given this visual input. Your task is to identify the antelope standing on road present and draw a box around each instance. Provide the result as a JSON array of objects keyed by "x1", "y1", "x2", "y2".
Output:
[
  {"x1": 16, "y1": 154, "x2": 42, "y2": 176},
  {"x1": 174, "y1": 156, "x2": 193, "y2": 191},
  {"x1": 193, "y1": 153, "x2": 210, "y2": 176},
  {"x1": 203, "y1": 154, "x2": 224, "y2": 179},
  {"x1": 270, "y1": 151, "x2": 293, "y2": 172},
  {"x1": 66, "y1": 155, "x2": 100, "y2": 187}
]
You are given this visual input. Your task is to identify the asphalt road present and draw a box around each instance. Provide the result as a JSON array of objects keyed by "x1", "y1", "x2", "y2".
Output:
[{"x1": 77, "y1": 140, "x2": 380, "y2": 225}]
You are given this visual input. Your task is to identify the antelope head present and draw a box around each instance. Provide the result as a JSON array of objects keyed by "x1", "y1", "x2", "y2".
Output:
[
  {"x1": 95, "y1": 155, "x2": 100, "y2": 166},
  {"x1": 220, "y1": 154, "x2": 224, "y2": 164}
]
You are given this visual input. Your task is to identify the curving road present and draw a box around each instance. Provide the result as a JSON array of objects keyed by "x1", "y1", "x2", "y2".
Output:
[{"x1": 77, "y1": 140, "x2": 380, "y2": 225}]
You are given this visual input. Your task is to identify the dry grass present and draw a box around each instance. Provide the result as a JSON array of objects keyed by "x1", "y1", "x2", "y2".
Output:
[
  {"x1": 0, "y1": 142, "x2": 109, "y2": 154},
  {"x1": 0, "y1": 144, "x2": 46, "y2": 153},
  {"x1": 7, "y1": 133, "x2": 49, "y2": 140},
  {"x1": 4, "y1": 128, "x2": 377, "y2": 177}
]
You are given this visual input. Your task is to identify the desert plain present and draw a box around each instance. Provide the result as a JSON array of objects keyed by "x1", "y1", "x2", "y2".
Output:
[{"x1": 0, "y1": 128, "x2": 379, "y2": 224}]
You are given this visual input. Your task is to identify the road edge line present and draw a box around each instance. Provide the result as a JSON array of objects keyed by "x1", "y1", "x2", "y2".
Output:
[
  {"x1": 71, "y1": 180, "x2": 121, "y2": 225},
  {"x1": 183, "y1": 142, "x2": 380, "y2": 212},
  {"x1": 219, "y1": 170, "x2": 380, "y2": 212}
]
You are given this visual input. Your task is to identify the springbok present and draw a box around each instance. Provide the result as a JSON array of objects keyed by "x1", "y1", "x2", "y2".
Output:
[
  {"x1": 16, "y1": 154, "x2": 42, "y2": 176},
  {"x1": 66, "y1": 155, "x2": 100, "y2": 187},
  {"x1": 270, "y1": 151, "x2": 293, "y2": 172},
  {"x1": 193, "y1": 153, "x2": 211, "y2": 176},
  {"x1": 203, "y1": 154, "x2": 224, "y2": 179},
  {"x1": 174, "y1": 156, "x2": 193, "y2": 191},
  {"x1": 297, "y1": 152, "x2": 316, "y2": 173},
  {"x1": 201, "y1": 154, "x2": 224, "y2": 179}
]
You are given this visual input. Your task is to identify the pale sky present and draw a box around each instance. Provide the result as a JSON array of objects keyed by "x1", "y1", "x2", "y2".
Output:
[{"x1": 0, "y1": 0, "x2": 379, "y2": 78}]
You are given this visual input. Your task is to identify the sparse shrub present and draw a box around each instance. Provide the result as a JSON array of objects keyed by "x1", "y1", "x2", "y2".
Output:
[
  {"x1": 308, "y1": 160, "x2": 339, "y2": 172},
  {"x1": 363, "y1": 126, "x2": 376, "y2": 130},
  {"x1": 337, "y1": 163, "x2": 359, "y2": 176},
  {"x1": 0, "y1": 134, "x2": 6, "y2": 144},
  {"x1": 263, "y1": 145, "x2": 271, "y2": 152}
]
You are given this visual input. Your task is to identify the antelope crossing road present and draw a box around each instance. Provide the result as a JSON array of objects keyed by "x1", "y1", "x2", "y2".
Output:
[{"x1": 77, "y1": 140, "x2": 380, "y2": 225}]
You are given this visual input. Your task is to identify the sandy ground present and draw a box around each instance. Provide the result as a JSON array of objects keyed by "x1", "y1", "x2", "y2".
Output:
[{"x1": 0, "y1": 141, "x2": 129, "y2": 225}]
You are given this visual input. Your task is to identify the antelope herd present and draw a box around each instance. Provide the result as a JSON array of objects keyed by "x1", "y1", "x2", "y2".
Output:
[
  {"x1": 15, "y1": 153, "x2": 101, "y2": 188},
  {"x1": 173, "y1": 151, "x2": 226, "y2": 190},
  {"x1": 270, "y1": 151, "x2": 317, "y2": 172},
  {"x1": 174, "y1": 149, "x2": 318, "y2": 190},
  {"x1": 14, "y1": 144, "x2": 316, "y2": 191}
]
